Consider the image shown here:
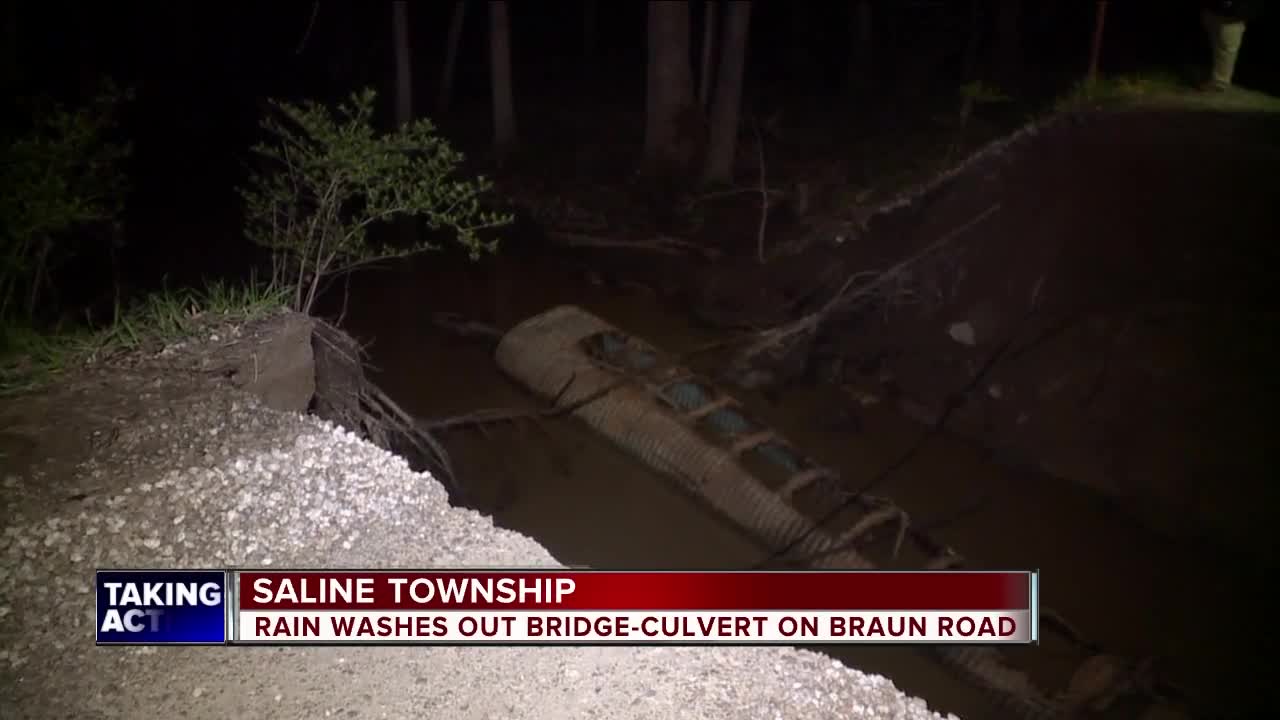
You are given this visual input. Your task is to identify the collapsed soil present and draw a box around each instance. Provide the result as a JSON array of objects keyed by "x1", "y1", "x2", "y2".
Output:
[{"x1": 694, "y1": 107, "x2": 1280, "y2": 560}]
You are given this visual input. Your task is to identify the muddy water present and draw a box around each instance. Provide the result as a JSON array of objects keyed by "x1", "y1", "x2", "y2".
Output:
[{"x1": 332, "y1": 247, "x2": 1259, "y2": 719}]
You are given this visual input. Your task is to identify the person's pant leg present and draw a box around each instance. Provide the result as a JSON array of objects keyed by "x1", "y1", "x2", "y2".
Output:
[{"x1": 1202, "y1": 9, "x2": 1247, "y2": 88}]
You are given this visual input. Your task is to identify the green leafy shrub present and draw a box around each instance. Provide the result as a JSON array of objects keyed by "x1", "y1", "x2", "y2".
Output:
[
  {"x1": 240, "y1": 88, "x2": 512, "y2": 314},
  {"x1": 0, "y1": 81, "x2": 133, "y2": 321}
]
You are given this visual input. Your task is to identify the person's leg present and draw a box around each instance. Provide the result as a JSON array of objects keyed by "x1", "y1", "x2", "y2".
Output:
[
  {"x1": 1201, "y1": 9, "x2": 1247, "y2": 90},
  {"x1": 1217, "y1": 19, "x2": 1247, "y2": 86}
]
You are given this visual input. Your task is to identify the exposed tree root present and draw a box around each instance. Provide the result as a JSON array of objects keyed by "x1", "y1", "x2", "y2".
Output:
[{"x1": 310, "y1": 319, "x2": 461, "y2": 500}]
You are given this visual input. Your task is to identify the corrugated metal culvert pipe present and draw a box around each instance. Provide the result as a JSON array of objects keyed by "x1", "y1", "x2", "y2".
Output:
[{"x1": 494, "y1": 305, "x2": 1158, "y2": 720}]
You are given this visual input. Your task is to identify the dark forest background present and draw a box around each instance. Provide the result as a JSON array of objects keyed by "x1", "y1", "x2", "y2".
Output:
[{"x1": 9, "y1": 1, "x2": 1277, "y2": 208}]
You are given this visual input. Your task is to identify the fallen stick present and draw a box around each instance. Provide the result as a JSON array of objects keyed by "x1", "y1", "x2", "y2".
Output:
[
  {"x1": 686, "y1": 186, "x2": 786, "y2": 209},
  {"x1": 754, "y1": 117, "x2": 769, "y2": 264},
  {"x1": 546, "y1": 231, "x2": 688, "y2": 256},
  {"x1": 419, "y1": 366, "x2": 640, "y2": 433},
  {"x1": 740, "y1": 202, "x2": 1003, "y2": 361},
  {"x1": 429, "y1": 312, "x2": 505, "y2": 343},
  {"x1": 362, "y1": 382, "x2": 459, "y2": 499}
]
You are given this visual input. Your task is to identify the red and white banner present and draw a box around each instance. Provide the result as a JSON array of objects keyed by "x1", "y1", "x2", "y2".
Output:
[{"x1": 231, "y1": 570, "x2": 1038, "y2": 645}]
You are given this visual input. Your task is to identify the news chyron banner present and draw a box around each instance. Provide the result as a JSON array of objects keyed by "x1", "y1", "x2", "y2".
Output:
[
  {"x1": 97, "y1": 570, "x2": 229, "y2": 644},
  {"x1": 96, "y1": 570, "x2": 1039, "y2": 646}
]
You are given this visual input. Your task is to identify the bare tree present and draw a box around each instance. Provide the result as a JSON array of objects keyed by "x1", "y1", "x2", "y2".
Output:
[
  {"x1": 391, "y1": 2, "x2": 418, "y2": 244},
  {"x1": 643, "y1": 1, "x2": 698, "y2": 175},
  {"x1": 392, "y1": 1, "x2": 413, "y2": 126},
  {"x1": 436, "y1": 0, "x2": 467, "y2": 116},
  {"x1": 1087, "y1": 1, "x2": 1108, "y2": 86},
  {"x1": 784, "y1": 1, "x2": 811, "y2": 81},
  {"x1": 993, "y1": 0, "x2": 1022, "y2": 80},
  {"x1": 583, "y1": 0, "x2": 597, "y2": 58},
  {"x1": 848, "y1": 0, "x2": 874, "y2": 92},
  {"x1": 955, "y1": 0, "x2": 985, "y2": 130},
  {"x1": 702, "y1": 1, "x2": 751, "y2": 185},
  {"x1": 698, "y1": 1, "x2": 718, "y2": 109},
  {"x1": 960, "y1": 0, "x2": 984, "y2": 86},
  {"x1": 489, "y1": 0, "x2": 517, "y2": 159},
  {"x1": 325, "y1": 2, "x2": 355, "y2": 92},
  {"x1": 2, "y1": 0, "x2": 18, "y2": 91}
]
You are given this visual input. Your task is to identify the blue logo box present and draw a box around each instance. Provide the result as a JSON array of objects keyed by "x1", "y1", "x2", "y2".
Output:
[{"x1": 96, "y1": 570, "x2": 228, "y2": 645}]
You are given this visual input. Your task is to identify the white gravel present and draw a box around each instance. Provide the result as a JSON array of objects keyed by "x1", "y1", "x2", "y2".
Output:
[{"x1": 0, "y1": 384, "x2": 959, "y2": 720}]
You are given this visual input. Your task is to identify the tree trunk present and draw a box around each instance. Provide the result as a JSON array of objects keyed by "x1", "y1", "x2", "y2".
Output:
[
  {"x1": 489, "y1": 0, "x2": 517, "y2": 160},
  {"x1": 1087, "y1": 1, "x2": 1108, "y2": 86},
  {"x1": 436, "y1": 1, "x2": 467, "y2": 117},
  {"x1": 848, "y1": 0, "x2": 874, "y2": 92},
  {"x1": 391, "y1": 1, "x2": 413, "y2": 126},
  {"x1": 328, "y1": 1, "x2": 355, "y2": 92},
  {"x1": 698, "y1": 1, "x2": 718, "y2": 109},
  {"x1": 583, "y1": 0, "x2": 597, "y2": 58},
  {"x1": 391, "y1": 2, "x2": 416, "y2": 245},
  {"x1": 702, "y1": 1, "x2": 751, "y2": 185},
  {"x1": 2, "y1": 1, "x2": 18, "y2": 92},
  {"x1": 1030, "y1": 0, "x2": 1067, "y2": 65},
  {"x1": 994, "y1": 0, "x2": 1022, "y2": 81},
  {"x1": 957, "y1": 0, "x2": 984, "y2": 125},
  {"x1": 960, "y1": 0, "x2": 984, "y2": 86},
  {"x1": 882, "y1": 0, "x2": 902, "y2": 99},
  {"x1": 643, "y1": 1, "x2": 698, "y2": 176},
  {"x1": 785, "y1": 1, "x2": 810, "y2": 81}
]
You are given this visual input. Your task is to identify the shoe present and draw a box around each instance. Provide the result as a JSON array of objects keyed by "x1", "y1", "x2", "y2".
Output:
[{"x1": 1198, "y1": 81, "x2": 1229, "y2": 93}]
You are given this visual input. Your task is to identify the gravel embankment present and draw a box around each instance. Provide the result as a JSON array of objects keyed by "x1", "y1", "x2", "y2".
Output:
[{"x1": 0, "y1": 378, "x2": 958, "y2": 720}]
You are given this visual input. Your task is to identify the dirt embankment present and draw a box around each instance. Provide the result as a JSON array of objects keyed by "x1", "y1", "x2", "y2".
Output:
[
  {"x1": 0, "y1": 311, "x2": 961, "y2": 720},
  {"x1": 702, "y1": 107, "x2": 1280, "y2": 560}
]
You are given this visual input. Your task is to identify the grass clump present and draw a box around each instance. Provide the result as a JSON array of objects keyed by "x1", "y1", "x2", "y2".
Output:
[
  {"x1": 1055, "y1": 70, "x2": 1280, "y2": 113},
  {"x1": 0, "y1": 278, "x2": 288, "y2": 396}
]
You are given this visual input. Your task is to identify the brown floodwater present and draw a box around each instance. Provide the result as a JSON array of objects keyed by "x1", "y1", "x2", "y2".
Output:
[{"x1": 330, "y1": 245, "x2": 1260, "y2": 720}]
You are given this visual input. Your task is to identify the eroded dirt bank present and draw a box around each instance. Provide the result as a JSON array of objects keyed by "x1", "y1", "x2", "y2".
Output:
[
  {"x1": 704, "y1": 107, "x2": 1280, "y2": 559},
  {"x1": 0, "y1": 312, "x2": 960, "y2": 720}
]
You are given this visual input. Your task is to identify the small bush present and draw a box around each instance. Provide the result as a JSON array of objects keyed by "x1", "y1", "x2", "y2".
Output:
[
  {"x1": 0, "y1": 81, "x2": 133, "y2": 321},
  {"x1": 240, "y1": 88, "x2": 513, "y2": 314},
  {"x1": 0, "y1": 276, "x2": 288, "y2": 396}
]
